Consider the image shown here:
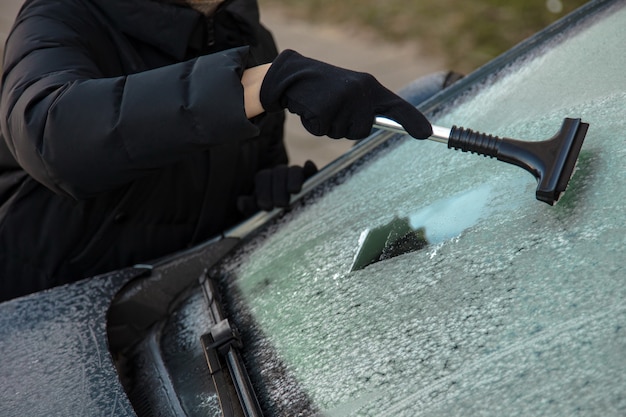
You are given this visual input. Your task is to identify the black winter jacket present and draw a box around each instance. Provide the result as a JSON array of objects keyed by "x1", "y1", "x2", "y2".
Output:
[{"x1": 0, "y1": 0, "x2": 287, "y2": 300}]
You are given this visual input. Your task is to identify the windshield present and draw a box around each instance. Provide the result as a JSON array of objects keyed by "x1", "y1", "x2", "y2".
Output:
[{"x1": 218, "y1": 2, "x2": 626, "y2": 415}]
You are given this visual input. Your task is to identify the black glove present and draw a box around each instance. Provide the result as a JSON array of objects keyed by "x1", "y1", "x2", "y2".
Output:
[
  {"x1": 260, "y1": 49, "x2": 432, "y2": 140},
  {"x1": 237, "y1": 160, "x2": 318, "y2": 216}
]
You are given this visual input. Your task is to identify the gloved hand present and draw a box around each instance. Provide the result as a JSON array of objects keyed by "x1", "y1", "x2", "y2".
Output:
[
  {"x1": 237, "y1": 160, "x2": 318, "y2": 216},
  {"x1": 260, "y1": 49, "x2": 432, "y2": 140}
]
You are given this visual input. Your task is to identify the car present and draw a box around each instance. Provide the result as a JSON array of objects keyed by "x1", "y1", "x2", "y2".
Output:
[{"x1": 1, "y1": 0, "x2": 625, "y2": 416}]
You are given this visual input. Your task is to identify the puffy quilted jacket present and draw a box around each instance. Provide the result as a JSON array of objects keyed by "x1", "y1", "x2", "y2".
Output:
[{"x1": 0, "y1": 0, "x2": 287, "y2": 300}]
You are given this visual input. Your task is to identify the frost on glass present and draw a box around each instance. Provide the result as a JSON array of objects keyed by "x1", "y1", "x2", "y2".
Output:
[{"x1": 224, "y1": 4, "x2": 626, "y2": 416}]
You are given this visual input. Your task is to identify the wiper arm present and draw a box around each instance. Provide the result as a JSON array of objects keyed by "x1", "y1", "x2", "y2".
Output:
[{"x1": 200, "y1": 273, "x2": 263, "y2": 417}]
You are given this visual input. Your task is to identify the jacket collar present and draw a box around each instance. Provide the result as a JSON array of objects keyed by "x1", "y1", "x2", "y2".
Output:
[{"x1": 90, "y1": 0, "x2": 203, "y2": 61}]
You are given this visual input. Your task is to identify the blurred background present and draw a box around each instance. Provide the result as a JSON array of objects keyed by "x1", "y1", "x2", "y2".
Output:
[
  {"x1": 260, "y1": 0, "x2": 589, "y2": 73},
  {"x1": 257, "y1": 0, "x2": 590, "y2": 166}
]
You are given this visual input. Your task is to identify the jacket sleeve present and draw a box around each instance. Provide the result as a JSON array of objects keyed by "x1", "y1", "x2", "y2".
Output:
[{"x1": 0, "y1": 12, "x2": 260, "y2": 199}]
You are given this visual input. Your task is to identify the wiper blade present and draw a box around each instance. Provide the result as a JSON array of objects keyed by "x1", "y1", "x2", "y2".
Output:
[{"x1": 200, "y1": 272, "x2": 263, "y2": 417}]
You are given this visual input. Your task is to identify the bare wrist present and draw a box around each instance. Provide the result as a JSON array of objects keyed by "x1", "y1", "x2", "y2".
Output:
[{"x1": 241, "y1": 63, "x2": 271, "y2": 119}]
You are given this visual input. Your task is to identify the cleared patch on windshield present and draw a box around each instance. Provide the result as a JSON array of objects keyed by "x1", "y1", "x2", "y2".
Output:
[{"x1": 350, "y1": 185, "x2": 491, "y2": 271}]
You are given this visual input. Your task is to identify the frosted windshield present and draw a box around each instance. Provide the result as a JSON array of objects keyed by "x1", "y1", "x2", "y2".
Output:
[{"x1": 223, "y1": 3, "x2": 626, "y2": 416}]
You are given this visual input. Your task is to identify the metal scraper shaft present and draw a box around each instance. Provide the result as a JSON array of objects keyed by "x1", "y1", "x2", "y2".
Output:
[{"x1": 374, "y1": 116, "x2": 451, "y2": 143}]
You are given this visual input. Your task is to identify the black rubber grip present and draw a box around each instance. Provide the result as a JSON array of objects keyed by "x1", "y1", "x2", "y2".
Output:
[{"x1": 448, "y1": 126, "x2": 501, "y2": 158}]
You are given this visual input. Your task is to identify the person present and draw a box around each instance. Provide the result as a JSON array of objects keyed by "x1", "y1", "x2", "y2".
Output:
[{"x1": 0, "y1": 0, "x2": 432, "y2": 301}]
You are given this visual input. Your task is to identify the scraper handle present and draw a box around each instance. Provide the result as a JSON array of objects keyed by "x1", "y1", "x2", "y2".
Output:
[
  {"x1": 375, "y1": 116, "x2": 590, "y2": 206},
  {"x1": 374, "y1": 116, "x2": 451, "y2": 143}
]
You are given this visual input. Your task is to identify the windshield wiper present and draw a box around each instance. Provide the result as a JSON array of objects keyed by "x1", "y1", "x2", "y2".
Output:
[{"x1": 200, "y1": 271, "x2": 263, "y2": 417}]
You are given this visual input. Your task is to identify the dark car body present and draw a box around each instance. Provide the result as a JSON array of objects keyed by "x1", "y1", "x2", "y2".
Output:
[{"x1": 1, "y1": 0, "x2": 625, "y2": 416}]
